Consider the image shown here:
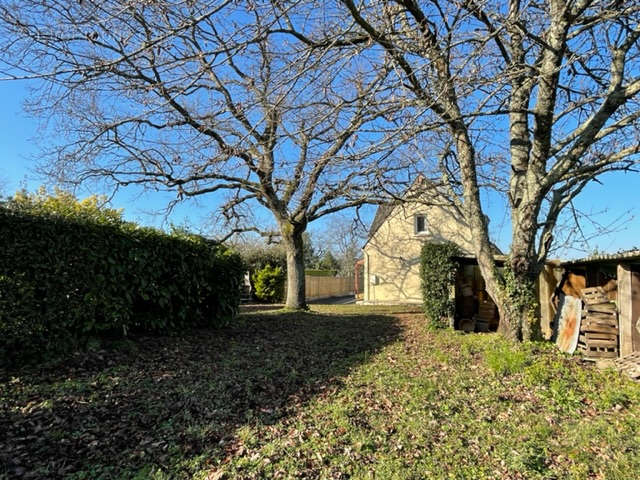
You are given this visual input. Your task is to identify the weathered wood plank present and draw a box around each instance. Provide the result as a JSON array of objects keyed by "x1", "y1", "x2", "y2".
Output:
[
  {"x1": 584, "y1": 332, "x2": 618, "y2": 341},
  {"x1": 581, "y1": 321, "x2": 619, "y2": 332},
  {"x1": 581, "y1": 287, "x2": 610, "y2": 305},
  {"x1": 618, "y1": 264, "x2": 633, "y2": 357},
  {"x1": 585, "y1": 303, "x2": 617, "y2": 314},
  {"x1": 615, "y1": 352, "x2": 640, "y2": 381},
  {"x1": 582, "y1": 315, "x2": 618, "y2": 326},
  {"x1": 580, "y1": 338, "x2": 618, "y2": 348},
  {"x1": 584, "y1": 349, "x2": 618, "y2": 358}
]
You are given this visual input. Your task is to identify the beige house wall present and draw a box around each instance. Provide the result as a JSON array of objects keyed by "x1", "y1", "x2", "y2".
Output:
[{"x1": 363, "y1": 201, "x2": 474, "y2": 304}]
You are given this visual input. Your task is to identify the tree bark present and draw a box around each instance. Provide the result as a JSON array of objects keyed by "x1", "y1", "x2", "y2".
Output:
[
  {"x1": 495, "y1": 269, "x2": 539, "y2": 342},
  {"x1": 494, "y1": 214, "x2": 542, "y2": 342},
  {"x1": 281, "y1": 223, "x2": 307, "y2": 310}
]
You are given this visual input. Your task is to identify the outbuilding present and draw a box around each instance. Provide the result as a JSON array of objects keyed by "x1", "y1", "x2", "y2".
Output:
[{"x1": 555, "y1": 249, "x2": 640, "y2": 359}]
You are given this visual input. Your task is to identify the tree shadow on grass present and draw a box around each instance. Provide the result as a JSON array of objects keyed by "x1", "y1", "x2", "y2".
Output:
[{"x1": 0, "y1": 310, "x2": 403, "y2": 479}]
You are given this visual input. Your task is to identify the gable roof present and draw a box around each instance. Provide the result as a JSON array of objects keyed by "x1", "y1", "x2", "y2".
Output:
[
  {"x1": 362, "y1": 175, "x2": 503, "y2": 255},
  {"x1": 366, "y1": 201, "x2": 399, "y2": 244},
  {"x1": 364, "y1": 175, "x2": 428, "y2": 246}
]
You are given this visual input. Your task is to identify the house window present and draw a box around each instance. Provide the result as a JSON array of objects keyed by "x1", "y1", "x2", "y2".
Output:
[{"x1": 415, "y1": 214, "x2": 427, "y2": 234}]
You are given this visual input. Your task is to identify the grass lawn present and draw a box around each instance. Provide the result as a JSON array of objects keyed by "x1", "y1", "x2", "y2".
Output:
[{"x1": 2, "y1": 305, "x2": 640, "y2": 479}]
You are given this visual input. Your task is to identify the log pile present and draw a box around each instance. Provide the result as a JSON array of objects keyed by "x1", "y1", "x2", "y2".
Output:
[
  {"x1": 475, "y1": 300, "x2": 496, "y2": 332},
  {"x1": 577, "y1": 287, "x2": 619, "y2": 359}
]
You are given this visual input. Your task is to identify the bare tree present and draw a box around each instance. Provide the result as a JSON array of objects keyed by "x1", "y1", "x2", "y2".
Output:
[
  {"x1": 283, "y1": 0, "x2": 640, "y2": 338},
  {"x1": 316, "y1": 212, "x2": 367, "y2": 276},
  {"x1": 0, "y1": 0, "x2": 411, "y2": 309}
]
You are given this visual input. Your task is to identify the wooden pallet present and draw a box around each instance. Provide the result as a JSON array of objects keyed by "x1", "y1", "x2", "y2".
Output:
[
  {"x1": 615, "y1": 352, "x2": 640, "y2": 382},
  {"x1": 578, "y1": 346, "x2": 618, "y2": 358},
  {"x1": 581, "y1": 287, "x2": 611, "y2": 305},
  {"x1": 579, "y1": 332, "x2": 618, "y2": 343},
  {"x1": 581, "y1": 317, "x2": 618, "y2": 332},
  {"x1": 585, "y1": 303, "x2": 617, "y2": 315},
  {"x1": 578, "y1": 298, "x2": 619, "y2": 359}
]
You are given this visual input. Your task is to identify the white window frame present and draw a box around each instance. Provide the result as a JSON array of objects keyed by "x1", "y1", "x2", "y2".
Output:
[{"x1": 414, "y1": 214, "x2": 428, "y2": 235}]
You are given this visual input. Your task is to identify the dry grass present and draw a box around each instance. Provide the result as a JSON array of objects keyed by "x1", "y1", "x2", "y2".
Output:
[{"x1": 2, "y1": 304, "x2": 639, "y2": 479}]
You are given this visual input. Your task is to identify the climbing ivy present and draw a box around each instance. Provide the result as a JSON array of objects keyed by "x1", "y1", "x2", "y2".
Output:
[
  {"x1": 420, "y1": 242, "x2": 460, "y2": 328},
  {"x1": 499, "y1": 263, "x2": 539, "y2": 341}
]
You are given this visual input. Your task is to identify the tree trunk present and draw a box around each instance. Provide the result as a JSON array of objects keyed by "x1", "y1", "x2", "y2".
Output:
[
  {"x1": 495, "y1": 273, "x2": 538, "y2": 342},
  {"x1": 495, "y1": 242, "x2": 541, "y2": 342},
  {"x1": 282, "y1": 225, "x2": 307, "y2": 310}
]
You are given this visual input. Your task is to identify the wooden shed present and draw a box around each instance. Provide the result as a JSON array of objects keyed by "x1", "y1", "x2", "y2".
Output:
[
  {"x1": 452, "y1": 255, "x2": 562, "y2": 336},
  {"x1": 556, "y1": 249, "x2": 640, "y2": 359}
]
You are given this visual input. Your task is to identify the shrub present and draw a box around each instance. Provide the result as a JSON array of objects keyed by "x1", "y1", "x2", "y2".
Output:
[
  {"x1": 235, "y1": 244, "x2": 286, "y2": 300},
  {"x1": 252, "y1": 264, "x2": 285, "y2": 303},
  {"x1": 316, "y1": 251, "x2": 340, "y2": 271},
  {"x1": 237, "y1": 244, "x2": 287, "y2": 272},
  {"x1": 419, "y1": 242, "x2": 460, "y2": 328},
  {"x1": 0, "y1": 192, "x2": 244, "y2": 364},
  {"x1": 305, "y1": 269, "x2": 338, "y2": 277}
]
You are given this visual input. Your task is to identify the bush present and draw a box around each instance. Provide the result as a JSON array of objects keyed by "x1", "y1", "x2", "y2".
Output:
[
  {"x1": 316, "y1": 251, "x2": 340, "y2": 271},
  {"x1": 235, "y1": 243, "x2": 287, "y2": 300},
  {"x1": 252, "y1": 264, "x2": 285, "y2": 303},
  {"x1": 0, "y1": 192, "x2": 244, "y2": 364},
  {"x1": 305, "y1": 269, "x2": 338, "y2": 277},
  {"x1": 237, "y1": 244, "x2": 287, "y2": 273},
  {"x1": 419, "y1": 242, "x2": 460, "y2": 328}
]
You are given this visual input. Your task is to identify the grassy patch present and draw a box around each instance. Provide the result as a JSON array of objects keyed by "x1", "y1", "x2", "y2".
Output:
[{"x1": 2, "y1": 305, "x2": 640, "y2": 479}]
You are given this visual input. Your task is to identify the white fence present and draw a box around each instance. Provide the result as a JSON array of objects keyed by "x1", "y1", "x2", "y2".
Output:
[{"x1": 305, "y1": 275, "x2": 354, "y2": 300}]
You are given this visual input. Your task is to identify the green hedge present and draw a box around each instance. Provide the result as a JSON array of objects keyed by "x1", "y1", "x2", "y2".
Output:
[
  {"x1": 420, "y1": 242, "x2": 460, "y2": 328},
  {"x1": 305, "y1": 269, "x2": 338, "y2": 277},
  {"x1": 0, "y1": 208, "x2": 244, "y2": 364}
]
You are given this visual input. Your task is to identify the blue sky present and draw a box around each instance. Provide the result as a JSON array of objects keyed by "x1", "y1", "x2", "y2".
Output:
[
  {"x1": 0, "y1": 80, "x2": 219, "y2": 231},
  {"x1": 1, "y1": 79, "x2": 638, "y2": 258}
]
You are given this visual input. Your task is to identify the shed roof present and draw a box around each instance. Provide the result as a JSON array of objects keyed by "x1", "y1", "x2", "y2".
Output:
[{"x1": 562, "y1": 249, "x2": 640, "y2": 266}]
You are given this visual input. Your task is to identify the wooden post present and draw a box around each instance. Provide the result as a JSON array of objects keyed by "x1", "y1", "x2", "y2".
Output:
[
  {"x1": 618, "y1": 263, "x2": 633, "y2": 357},
  {"x1": 537, "y1": 264, "x2": 560, "y2": 340}
]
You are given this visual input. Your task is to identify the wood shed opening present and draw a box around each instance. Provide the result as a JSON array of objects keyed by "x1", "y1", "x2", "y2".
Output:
[{"x1": 454, "y1": 261, "x2": 500, "y2": 333}]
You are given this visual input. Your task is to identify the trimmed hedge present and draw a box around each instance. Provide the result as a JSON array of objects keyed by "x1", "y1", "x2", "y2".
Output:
[
  {"x1": 420, "y1": 242, "x2": 460, "y2": 328},
  {"x1": 0, "y1": 208, "x2": 244, "y2": 364},
  {"x1": 305, "y1": 269, "x2": 338, "y2": 277}
]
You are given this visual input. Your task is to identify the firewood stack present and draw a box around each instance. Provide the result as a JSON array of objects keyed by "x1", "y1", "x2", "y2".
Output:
[
  {"x1": 578, "y1": 287, "x2": 619, "y2": 359},
  {"x1": 475, "y1": 299, "x2": 496, "y2": 332}
]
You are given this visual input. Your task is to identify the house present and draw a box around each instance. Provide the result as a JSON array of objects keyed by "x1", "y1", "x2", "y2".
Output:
[
  {"x1": 361, "y1": 179, "x2": 560, "y2": 334},
  {"x1": 362, "y1": 181, "x2": 475, "y2": 305}
]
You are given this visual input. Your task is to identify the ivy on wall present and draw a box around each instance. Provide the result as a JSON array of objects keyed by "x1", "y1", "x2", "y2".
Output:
[{"x1": 420, "y1": 242, "x2": 461, "y2": 328}]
